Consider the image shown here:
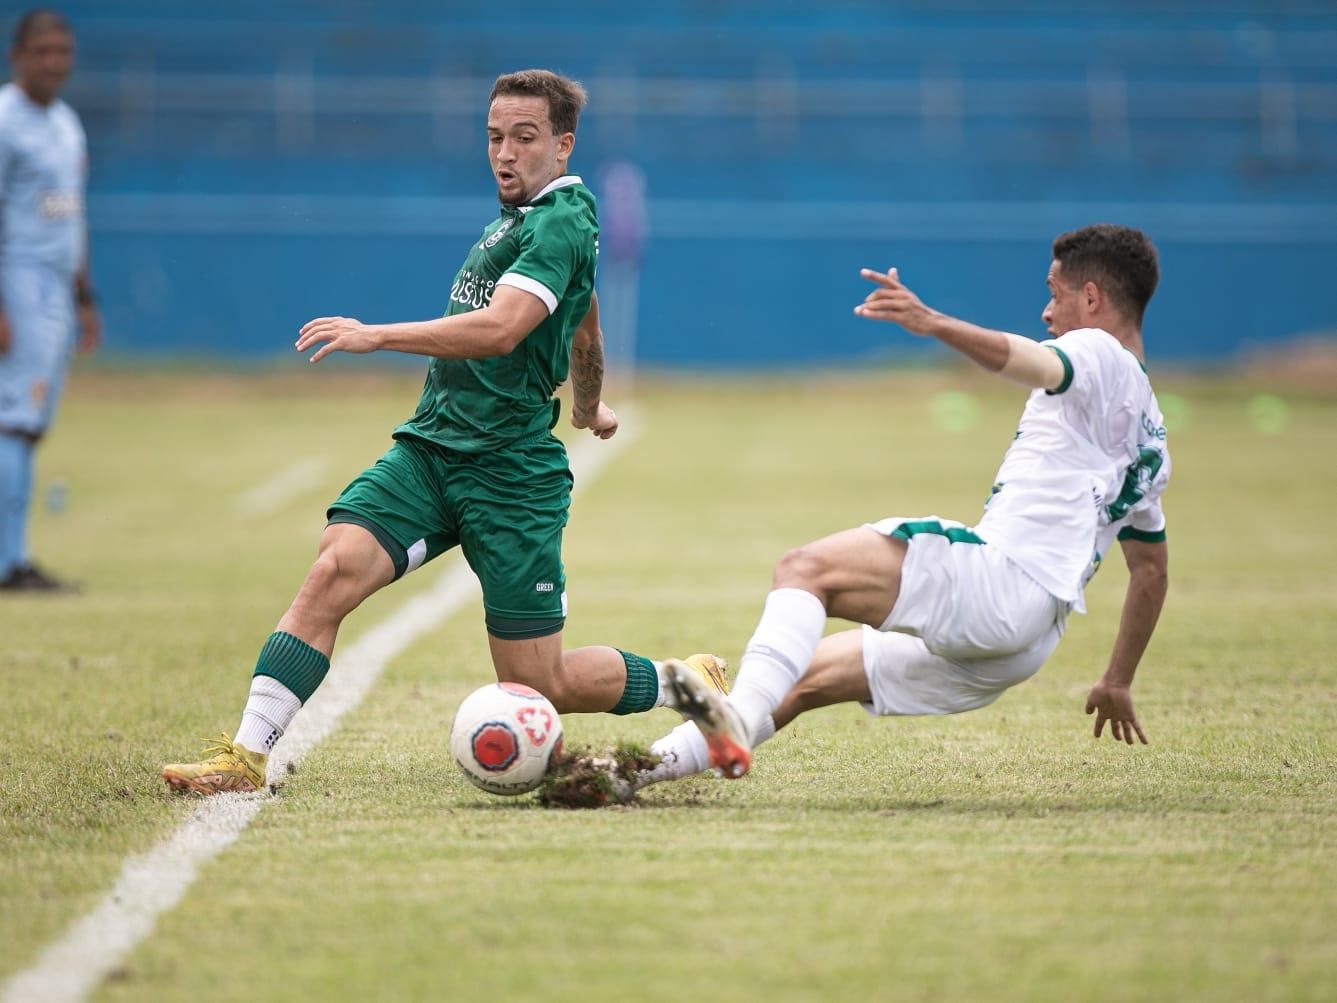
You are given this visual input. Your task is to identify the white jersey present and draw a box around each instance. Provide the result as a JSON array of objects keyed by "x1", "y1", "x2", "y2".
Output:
[{"x1": 975, "y1": 327, "x2": 1170, "y2": 612}]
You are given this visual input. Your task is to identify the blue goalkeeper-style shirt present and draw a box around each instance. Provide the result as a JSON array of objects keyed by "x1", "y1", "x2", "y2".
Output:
[{"x1": 0, "y1": 81, "x2": 87, "y2": 280}]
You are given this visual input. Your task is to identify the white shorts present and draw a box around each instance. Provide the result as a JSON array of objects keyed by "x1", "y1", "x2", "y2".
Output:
[{"x1": 859, "y1": 516, "x2": 1068, "y2": 717}]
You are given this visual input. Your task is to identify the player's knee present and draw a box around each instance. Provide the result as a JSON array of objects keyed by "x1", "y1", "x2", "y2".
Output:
[
  {"x1": 297, "y1": 545, "x2": 369, "y2": 615},
  {"x1": 305, "y1": 548, "x2": 344, "y2": 592},
  {"x1": 773, "y1": 544, "x2": 830, "y2": 592}
]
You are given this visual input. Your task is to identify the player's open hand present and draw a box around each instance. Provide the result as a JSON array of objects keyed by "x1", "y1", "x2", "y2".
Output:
[
  {"x1": 854, "y1": 267, "x2": 938, "y2": 335},
  {"x1": 296, "y1": 316, "x2": 382, "y2": 363},
  {"x1": 572, "y1": 400, "x2": 618, "y2": 439},
  {"x1": 1085, "y1": 680, "x2": 1148, "y2": 745}
]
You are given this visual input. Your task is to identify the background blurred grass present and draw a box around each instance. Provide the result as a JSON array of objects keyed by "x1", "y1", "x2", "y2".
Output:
[{"x1": 1, "y1": 369, "x2": 1333, "y2": 1001}]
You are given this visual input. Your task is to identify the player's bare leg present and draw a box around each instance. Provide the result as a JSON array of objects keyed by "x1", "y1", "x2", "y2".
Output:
[
  {"x1": 490, "y1": 635, "x2": 727, "y2": 715},
  {"x1": 274, "y1": 523, "x2": 396, "y2": 655},
  {"x1": 162, "y1": 524, "x2": 395, "y2": 794},
  {"x1": 490, "y1": 635, "x2": 625, "y2": 713}
]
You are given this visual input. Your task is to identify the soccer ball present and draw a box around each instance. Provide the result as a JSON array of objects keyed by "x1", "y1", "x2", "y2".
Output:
[{"x1": 449, "y1": 682, "x2": 564, "y2": 796}]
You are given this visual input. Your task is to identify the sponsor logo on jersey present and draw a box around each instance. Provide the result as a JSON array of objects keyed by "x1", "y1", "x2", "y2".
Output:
[
  {"x1": 1140, "y1": 412, "x2": 1167, "y2": 440},
  {"x1": 449, "y1": 269, "x2": 497, "y2": 310},
  {"x1": 535, "y1": 582, "x2": 554, "y2": 592},
  {"x1": 38, "y1": 191, "x2": 83, "y2": 220}
]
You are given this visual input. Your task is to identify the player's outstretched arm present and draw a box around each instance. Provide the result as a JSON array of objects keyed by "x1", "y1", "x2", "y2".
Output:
[
  {"x1": 296, "y1": 285, "x2": 550, "y2": 363},
  {"x1": 854, "y1": 267, "x2": 1066, "y2": 390},
  {"x1": 569, "y1": 292, "x2": 617, "y2": 439},
  {"x1": 1085, "y1": 537, "x2": 1169, "y2": 745}
]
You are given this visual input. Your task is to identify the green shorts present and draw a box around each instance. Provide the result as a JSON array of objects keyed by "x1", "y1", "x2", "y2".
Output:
[{"x1": 328, "y1": 432, "x2": 572, "y2": 640}]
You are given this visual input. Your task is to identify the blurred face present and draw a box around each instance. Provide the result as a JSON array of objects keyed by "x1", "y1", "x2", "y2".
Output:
[
  {"x1": 1041, "y1": 259, "x2": 1089, "y2": 337},
  {"x1": 12, "y1": 27, "x2": 74, "y2": 106},
  {"x1": 487, "y1": 95, "x2": 573, "y2": 205}
]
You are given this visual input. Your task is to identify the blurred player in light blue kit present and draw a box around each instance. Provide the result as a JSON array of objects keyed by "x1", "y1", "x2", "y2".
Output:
[{"x1": 0, "y1": 9, "x2": 100, "y2": 591}]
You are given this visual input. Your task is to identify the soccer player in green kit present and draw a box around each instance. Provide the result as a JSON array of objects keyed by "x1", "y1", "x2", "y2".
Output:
[{"x1": 163, "y1": 69, "x2": 726, "y2": 794}]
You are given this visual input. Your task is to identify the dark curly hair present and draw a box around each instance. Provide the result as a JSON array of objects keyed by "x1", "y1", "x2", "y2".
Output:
[{"x1": 1052, "y1": 224, "x2": 1160, "y2": 325}]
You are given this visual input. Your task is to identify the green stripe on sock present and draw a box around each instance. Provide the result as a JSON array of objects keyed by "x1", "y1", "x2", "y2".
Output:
[
  {"x1": 253, "y1": 631, "x2": 330, "y2": 704},
  {"x1": 610, "y1": 649, "x2": 658, "y2": 716}
]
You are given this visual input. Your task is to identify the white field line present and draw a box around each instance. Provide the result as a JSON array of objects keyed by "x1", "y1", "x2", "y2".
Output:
[
  {"x1": 2, "y1": 422, "x2": 637, "y2": 1003},
  {"x1": 233, "y1": 457, "x2": 330, "y2": 516}
]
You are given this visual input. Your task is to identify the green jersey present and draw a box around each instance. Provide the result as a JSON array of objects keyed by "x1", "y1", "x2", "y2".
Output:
[{"x1": 394, "y1": 175, "x2": 599, "y2": 454}]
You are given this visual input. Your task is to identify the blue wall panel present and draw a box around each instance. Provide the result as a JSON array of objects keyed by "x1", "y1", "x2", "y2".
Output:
[{"x1": 37, "y1": 1, "x2": 1337, "y2": 365}]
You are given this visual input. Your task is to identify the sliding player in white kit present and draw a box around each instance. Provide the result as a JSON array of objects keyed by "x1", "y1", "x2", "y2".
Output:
[{"x1": 638, "y1": 224, "x2": 1169, "y2": 791}]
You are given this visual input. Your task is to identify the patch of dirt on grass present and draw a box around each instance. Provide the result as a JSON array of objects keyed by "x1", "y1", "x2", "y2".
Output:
[{"x1": 538, "y1": 743, "x2": 659, "y2": 810}]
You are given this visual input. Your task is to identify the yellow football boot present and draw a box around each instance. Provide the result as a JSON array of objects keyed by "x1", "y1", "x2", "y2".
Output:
[
  {"x1": 162, "y1": 733, "x2": 267, "y2": 794},
  {"x1": 678, "y1": 652, "x2": 730, "y2": 696}
]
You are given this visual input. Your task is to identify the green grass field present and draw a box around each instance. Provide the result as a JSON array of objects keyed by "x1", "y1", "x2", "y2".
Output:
[{"x1": 2, "y1": 368, "x2": 1334, "y2": 1002}]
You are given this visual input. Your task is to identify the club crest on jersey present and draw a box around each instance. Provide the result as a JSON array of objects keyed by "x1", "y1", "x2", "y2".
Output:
[{"x1": 481, "y1": 217, "x2": 515, "y2": 250}]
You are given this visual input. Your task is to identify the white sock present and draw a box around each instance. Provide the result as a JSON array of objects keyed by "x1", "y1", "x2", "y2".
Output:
[
  {"x1": 634, "y1": 710, "x2": 781, "y2": 792},
  {"x1": 749, "y1": 713, "x2": 777, "y2": 747},
  {"x1": 234, "y1": 676, "x2": 301, "y2": 754},
  {"x1": 651, "y1": 660, "x2": 668, "y2": 708},
  {"x1": 729, "y1": 588, "x2": 827, "y2": 742},
  {"x1": 632, "y1": 722, "x2": 711, "y2": 790}
]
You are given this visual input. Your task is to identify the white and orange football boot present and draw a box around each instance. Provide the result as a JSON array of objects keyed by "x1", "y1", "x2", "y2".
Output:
[{"x1": 660, "y1": 658, "x2": 752, "y2": 779}]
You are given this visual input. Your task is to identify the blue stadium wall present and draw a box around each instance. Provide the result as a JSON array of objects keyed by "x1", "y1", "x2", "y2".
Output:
[{"x1": 46, "y1": 1, "x2": 1337, "y2": 365}]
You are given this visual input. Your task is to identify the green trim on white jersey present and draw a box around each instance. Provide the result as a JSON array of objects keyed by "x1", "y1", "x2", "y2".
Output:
[
  {"x1": 1045, "y1": 345, "x2": 1075, "y2": 395},
  {"x1": 1117, "y1": 526, "x2": 1167, "y2": 544},
  {"x1": 891, "y1": 519, "x2": 987, "y2": 545}
]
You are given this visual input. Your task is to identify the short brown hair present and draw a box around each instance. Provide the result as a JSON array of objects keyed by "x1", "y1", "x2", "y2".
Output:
[
  {"x1": 1052, "y1": 224, "x2": 1160, "y2": 325},
  {"x1": 489, "y1": 69, "x2": 587, "y2": 136}
]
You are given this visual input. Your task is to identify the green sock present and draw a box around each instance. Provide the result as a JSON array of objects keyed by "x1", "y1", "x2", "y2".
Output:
[
  {"x1": 253, "y1": 631, "x2": 329, "y2": 704},
  {"x1": 610, "y1": 649, "x2": 659, "y2": 715}
]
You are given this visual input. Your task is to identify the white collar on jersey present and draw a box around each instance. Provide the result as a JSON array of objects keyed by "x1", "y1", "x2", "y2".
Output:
[{"x1": 517, "y1": 174, "x2": 582, "y2": 213}]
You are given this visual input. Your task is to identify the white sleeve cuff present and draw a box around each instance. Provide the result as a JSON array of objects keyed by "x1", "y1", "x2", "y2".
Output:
[{"x1": 497, "y1": 272, "x2": 558, "y2": 315}]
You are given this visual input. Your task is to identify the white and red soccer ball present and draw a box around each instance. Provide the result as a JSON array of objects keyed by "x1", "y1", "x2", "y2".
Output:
[{"x1": 449, "y1": 682, "x2": 563, "y2": 795}]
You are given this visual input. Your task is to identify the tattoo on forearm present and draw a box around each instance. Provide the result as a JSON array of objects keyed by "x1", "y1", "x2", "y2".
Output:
[{"x1": 571, "y1": 335, "x2": 605, "y2": 418}]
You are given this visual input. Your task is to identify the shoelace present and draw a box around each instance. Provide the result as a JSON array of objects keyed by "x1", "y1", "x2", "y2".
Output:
[{"x1": 198, "y1": 732, "x2": 240, "y2": 761}]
